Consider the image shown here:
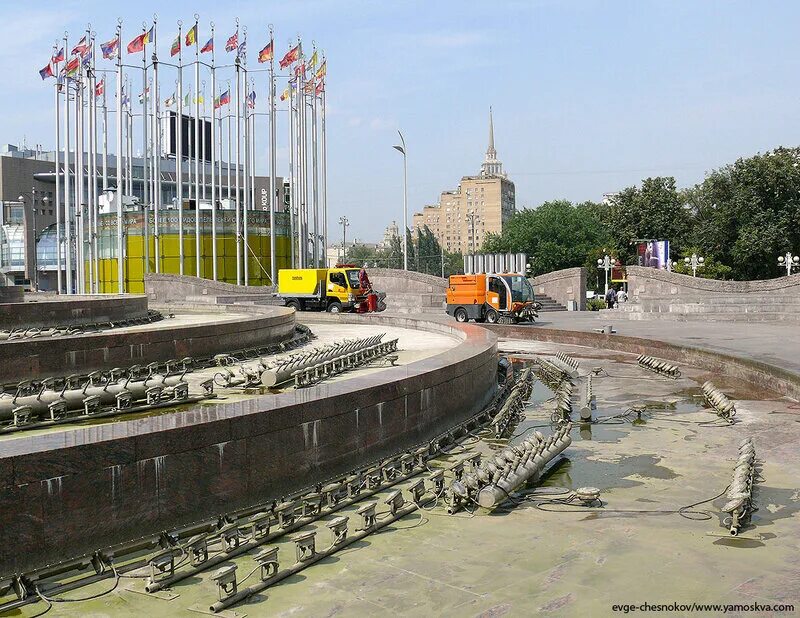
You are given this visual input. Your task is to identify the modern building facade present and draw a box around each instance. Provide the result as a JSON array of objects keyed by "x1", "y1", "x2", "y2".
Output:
[
  {"x1": 0, "y1": 144, "x2": 292, "y2": 292},
  {"x1": 412, "y1": 109, "x2": 515, "y2": 254}
]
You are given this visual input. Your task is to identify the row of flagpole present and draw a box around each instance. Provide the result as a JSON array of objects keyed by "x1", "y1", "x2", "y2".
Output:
[{"x1": 40, "y1": 16, "x2": 328, "y2": 294}]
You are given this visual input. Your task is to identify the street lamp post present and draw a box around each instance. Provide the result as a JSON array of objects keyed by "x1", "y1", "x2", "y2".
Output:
[
  {"x1": 465, "y1": 210, "x2": 479, "y2": 256},
  {"x1": 18, "y1": 187, "x2": 49, "y2": 292},
  {"x1": 392, "y1": 131, "x2": 408, "y2": 271},
  {"x1": 778, "y1": 252, "x2": 800, "y2": 276},
  {"x1": 338, "y1": 216, "x2": 349, "y2": 263},
  {"x1": 684, "y1": 253, "x2": 705, "y2": 277},
  {"x1": 596, "y1": 254, "x2": 614, "y2": 294}
]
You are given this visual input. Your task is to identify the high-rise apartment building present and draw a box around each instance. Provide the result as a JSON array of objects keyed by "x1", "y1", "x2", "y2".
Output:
[{"x1": 412, "y1": 109, "x2": 515, "y2": 253}]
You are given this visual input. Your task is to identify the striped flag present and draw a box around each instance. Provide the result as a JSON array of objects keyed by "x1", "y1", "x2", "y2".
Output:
[
  {"x1": 225, "y1": 32, "x2": 238, "y2": 52},
  {"x1": 315, "y1": 60, "x2": 326, "y2": 80},
  {"x1": 71, "y1": 36, "x2": 89, "y2": 57},
  {"x1": 95, "y1": 78, "x2": 105, "y2": 97},
  {"x1": 279, "y1": 43, "x2": 300, "y2": 69},
  {"x1": 164, "y1": 93, "x2": 175, "y2": 107},
  {"x1": 201, "y1": 38, "x2": 213, "y2": 53},
  {"x1": 101, "y1": 36, "x2": 119, "y2": 59},
  {"x1": 185, "y1": 24, "x2": 197, "y2": 46},
  {"x1": 52, "y1": 47, "x2": 65, "y2": 63},
  {"x1": 39, "y1": 63, "x2": 54, "y2": 80},
  {"x1": 65, "y1": 56, "x2": 80, "y2": 76},
  {"x1": 170, "y1": 35, "x2": 180, "y2": 57},
  {"x1": 315, "y1": 80, "x2": 324, "y2": 96},
  {"x1": 258, "y1": 40, "x2": 273, "y2": 63},
  {"x1": 280, "y1": 86, "x2": 290, "y2": 101},
  {"x1": 214, "y1": 89, "x2": 231, "y2": 108},
  {"x1": 307, "y1": 50, "x2": 318, "y2": 69},
  {"x1": 247, "y1": 90, "x2": 256, "y2": 109},
  {"x1": 237, "y1": 40, "x2": 247, "y2": 59}
]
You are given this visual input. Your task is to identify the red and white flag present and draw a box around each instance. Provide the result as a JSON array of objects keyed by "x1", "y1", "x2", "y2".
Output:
[{"x1": 225, "y1": 32, "x2": 238, "y2": 52}]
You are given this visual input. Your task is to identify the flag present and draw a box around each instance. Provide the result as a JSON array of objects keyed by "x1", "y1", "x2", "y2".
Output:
[
  {"x1": 214, "y1": 89, "x2": 230, "y2": 108},
  {"x1": 315, "y1": 80, "x2": 324, "y2": 96},
  {"x1": 294, "y1": 62, "x2": 306, "y2": 78},
  {"x1": 95, "y1": 78, "x2": 104, "y2": 97},
  {"x1": 39, "y1": 63, "x2": 54, "y2": 80},
  {"x1": 303, "y1": 80, "x2": 314, "y2": 94},
  {"x1": 145, "y1": 26, "x2": 154, "y2": 45},
  {"x1": 184, "y1": 92, "x2": 191, "y2": 107},
  {"x1": 170, "y1": 35, "x2": 180, "y2": 57},
  {"x1": 52, "y1": 47, "x2": 65, "y2": 63},
  {"x1": 201, "y1": 37, "x2": 213, "y2": 53},
  {"x1": 65, "y1": 56, "x2": 80, "y2": 76},
  {"x1": 225, "y1": 32, "x2": 238, "y2": 52},
  {"x1": 247, "y1": 90, "x2": 256, "y2": 108},
  {"x1": 237, "y1": 40, "x2": 246, "y2": 59},
  {"x1": 138, "y1": 86, "x2": 149, "y2": 104},
  {"x1": 127, "y1": 32, "x2": 146, "y2": 53},
  {"x1": 195, "y1": 93, "x2": 204, "y2": 104},
  {"x1": 315, "y1": 60, "x2": 326, "y2": 80},
  {"x1": 307, "y1": 50, "x2": 318, "y2": 69},
  {"x1": 81, "y1": 48, "x2": 93, "y2": 67},
  {"x1": 258, "y1": 40, "x2": 273, "y2": 63},
  {"x1": 280, "y1": 86, "x2": 290, "y2": 101},
  {"x1": 185, "y1": 24, "x2": 197, "y2": 47},
  {"x1": 279, "y1": 43, "x2": 300, "y2": 69},
  {"x1": 164, "y1": 93, "x2": 175, "y2": 107},
  {"x1": 101, "y1": 37, "x2": 119, "y2": 59},
  {"x1": 121, "y1": 87, "x2": 130, "y2": 108},
  {"x1": 71, "y1": 36, "x2": 89, "y2": 57}
]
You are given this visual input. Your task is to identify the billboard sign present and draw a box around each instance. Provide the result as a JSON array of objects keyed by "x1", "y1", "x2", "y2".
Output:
[{"x1": 636, "y1": 240, "x2": 670, "y2": 270}]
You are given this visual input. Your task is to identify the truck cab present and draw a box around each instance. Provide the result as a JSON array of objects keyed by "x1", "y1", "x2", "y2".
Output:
[{"x1": 278, "y1": 267, "x2": 368, "y2": 312}]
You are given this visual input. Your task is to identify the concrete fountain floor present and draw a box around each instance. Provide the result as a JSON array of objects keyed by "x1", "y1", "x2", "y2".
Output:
[{"x1": 10, "y1": 340, "x2": 800, "y2": 617}]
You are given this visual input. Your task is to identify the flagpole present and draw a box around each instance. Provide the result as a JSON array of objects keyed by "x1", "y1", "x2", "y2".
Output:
[
  {"x1": 75, "y1": 62, "x2": 84, "y2": 293},
  {"x1": 115, "y1": 22, "x2": 124, "y2": 293},
  {"x1": 210, "y1": 22, "x2": 218, "y2": 281},
  {"x1": 288, "y1": 77, "x2": 295, "y2": 269},
  {"x1": 54, "y1": 44, "x2": 63, "y2": 294},
  {"x1": 141, "y1": 24, "x2": 150, "y2": 279},
  {"x1": 227, "y1": 81, "x2": 231, "y2": 202},
  {"x1": 176, "y1": 21, "x2": 184, "y2": 276},
  {"x1": 242, "y1": 26, "x2": 249, "y2": 286},
  {"x1": 249, "y1": 78, "x2": 256, "y2": 279},
  {"x1": 193, "y1": 15, "x2": 201, "y2": 278},
  {"x1": 298, "y1": 39, "x2": 307, "y2": 268},
  {"x1": 234, "y1": 21, "x2": 242, "y2": 285},
  {"x1": 88, "y1": 30, "x2": 98, "y2": 292},
  {"x1": 311, "y1": 45, "x2": 319, "y2": 268},
  {"x1": 63, "y1": 35, "x2": 73, "y2": 294},
  {"x1": 152, "y1": 17, "x2": 161, "y2": 274},
  {"x1": 102, "y1": 77, "x2": 108, "y2": 192},
  {"x1": 321, "y1": 69, "x2": 327, "y2": 274},
  {"x1": 266, "y1": 28, "x2": 277, "y2": 282}
]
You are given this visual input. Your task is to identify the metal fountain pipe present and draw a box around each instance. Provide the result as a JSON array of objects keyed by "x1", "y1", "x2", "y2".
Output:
[
  {"x1": 0, "y1": 375, "x2": 187, "y2": 420},
  {"x1": 476, "y1": 424, "x2": 572, "y2": 509}
]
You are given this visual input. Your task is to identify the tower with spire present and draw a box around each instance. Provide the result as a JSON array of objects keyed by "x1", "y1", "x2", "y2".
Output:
[{"x1": 481, "y1": 106, "x2": 504, "y2": 177}]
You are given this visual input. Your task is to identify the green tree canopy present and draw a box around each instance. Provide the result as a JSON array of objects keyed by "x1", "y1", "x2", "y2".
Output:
[
  {"x1": 685, "y1": 147, "x2": 800, "y2": 280},
  {"x1": 482, "y1": 200, "x2": 611, "y2": 276},
  {"x1": 606, "y1": 176, "x2": 691, "y2": 265}
]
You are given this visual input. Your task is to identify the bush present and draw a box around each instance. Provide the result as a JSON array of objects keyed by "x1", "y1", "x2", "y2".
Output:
[{"x1": 587, "y1": 297, "x2": 606, "y2": 311}]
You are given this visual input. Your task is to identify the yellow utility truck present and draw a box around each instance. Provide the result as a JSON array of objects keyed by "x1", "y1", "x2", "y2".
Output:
[{"x1": 277, "y1": 267, "x2": 368, "y2": 313}]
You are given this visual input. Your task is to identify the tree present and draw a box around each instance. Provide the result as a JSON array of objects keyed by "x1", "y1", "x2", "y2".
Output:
[
  {"x1": 605, "y1": 177, "x2": 691, "y2": 264},
  {"x1": 686, "y1": 147, "x2": 800, "y2": 280},
  {"x1": 482, "y1": 200, "x2": 611, "y2": 276}
]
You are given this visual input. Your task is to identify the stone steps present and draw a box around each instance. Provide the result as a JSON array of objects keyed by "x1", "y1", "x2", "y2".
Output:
[{"x1": 536, "y1": 293, "x2": 567, "y2": 312}]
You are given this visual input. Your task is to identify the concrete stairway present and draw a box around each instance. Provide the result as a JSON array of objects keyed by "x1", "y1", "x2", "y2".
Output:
[
  {"x1": 185, "y1": 293, "x2": 284, "y2": 307},
  {"x1": 536, "y1": 293, "x2": 567, "y2": 312}
]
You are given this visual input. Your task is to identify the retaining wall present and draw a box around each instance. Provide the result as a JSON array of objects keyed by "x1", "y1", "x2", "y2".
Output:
[
  {"x1": 622, "y1": 267, "x2": 800, "y2": 322},
  {"x1": 0, "y1": 314, "x2": 497, "y2": 575},
  {"x1": 482, "y1": 323, "x2": 800, "y2": 400},
  {"x1": 532, "y1": 267, "x2": 587, "y2": 310},
  {"x1": 367, "y1": 268, "x2": 447, "y2": 314},
  {"x1": 145, "y1": 273, "x2": 276, "y2": 305},
  {"x1": 0, "y1": 295, "x2": 149, "y2": 329},
  {"x1": 0, "y1": 308, "x2": 294, "y2": 382}
]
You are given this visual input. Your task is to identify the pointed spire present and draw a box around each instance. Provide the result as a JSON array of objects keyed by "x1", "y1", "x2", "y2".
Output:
[
  {"x1": 487, "y1": 106, "x2": 495, "y2": 157},
  {"x1": 481, "y1": 105, "x2": 503, "y2": 177}
]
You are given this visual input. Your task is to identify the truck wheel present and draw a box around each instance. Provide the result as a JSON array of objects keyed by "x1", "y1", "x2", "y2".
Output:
[
  {"x1": 485, "y1": 309, "x2": 499, "y2": 324},
  {"x1": 326, "y1": 301, "x2": 342, "y2": 313},
  {"x1": 454, "y1": 307, "x2": 468, "y2": 323},
  {"x1": 286, "y1": 299, "x2": 301, "y2": 312}
]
